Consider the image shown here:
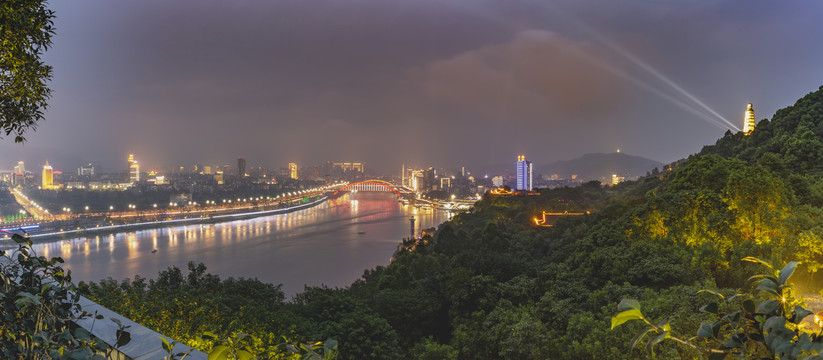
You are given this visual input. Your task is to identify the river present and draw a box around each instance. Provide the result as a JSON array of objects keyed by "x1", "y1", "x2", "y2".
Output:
[{"x1": 28, "y1": 192, "x2": 452, "y2": 296}]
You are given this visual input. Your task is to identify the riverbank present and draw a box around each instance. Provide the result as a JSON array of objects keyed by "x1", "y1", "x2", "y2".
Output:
[{"x1": 1, "y1": 196, "x2": 329, "y2": 247}]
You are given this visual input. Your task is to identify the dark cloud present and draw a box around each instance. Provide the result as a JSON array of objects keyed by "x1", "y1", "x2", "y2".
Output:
[
  {"x1": 3, "y1": 0, "x2": 822, "y2": 175},
  {"x1": 414, "y1": 30, "x2": 629, "y2": 121}
]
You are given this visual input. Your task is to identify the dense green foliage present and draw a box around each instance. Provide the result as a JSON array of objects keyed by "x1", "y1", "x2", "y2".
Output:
[
  {"x1": 613, "y1": 258, "x2": 823, "y2": 359},
  {"x1": 0, "y1": 234, "x2": 127, "y2": 359},
  {"x1": 82, "y1": 86, "x2": 823, "y2": 359},
  {"x1": 0, "y1": 0, "x2": 55, "y2": 142}
]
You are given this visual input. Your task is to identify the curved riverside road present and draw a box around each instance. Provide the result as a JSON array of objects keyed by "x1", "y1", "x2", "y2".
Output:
[{"x1": 29, "y1": 192, "x2": 451, "y2": 297}]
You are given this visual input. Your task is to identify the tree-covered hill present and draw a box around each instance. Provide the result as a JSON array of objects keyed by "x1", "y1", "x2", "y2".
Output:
[
  {"x1": 536, "y1": 152, "x2": 664, "y2": 181},
  {"x1": 83, "y1": 85, "x2": 823, "y2": 359}
]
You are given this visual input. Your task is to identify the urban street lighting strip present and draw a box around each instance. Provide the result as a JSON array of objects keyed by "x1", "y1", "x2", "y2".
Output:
[{"x1": 11, "y1": 196, "x2": 329, "y2": 241}]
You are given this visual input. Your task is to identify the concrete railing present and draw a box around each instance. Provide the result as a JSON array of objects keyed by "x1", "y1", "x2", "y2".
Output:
[
  {"x1": 75, "y1": 296, "x2": 208, "y2": 360},
  {"x1": 0, "y1": 255, "x2": 207, "y2": 360}
]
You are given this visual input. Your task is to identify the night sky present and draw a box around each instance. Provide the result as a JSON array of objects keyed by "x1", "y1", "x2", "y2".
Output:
[{"x1": 2, "y1": 0, "x2": 822, "y2": 175}]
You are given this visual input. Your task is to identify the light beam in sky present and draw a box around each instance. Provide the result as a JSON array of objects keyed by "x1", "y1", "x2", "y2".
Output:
[{"x1": 545, "y1": 3, "x2": 741, "y2": 131}]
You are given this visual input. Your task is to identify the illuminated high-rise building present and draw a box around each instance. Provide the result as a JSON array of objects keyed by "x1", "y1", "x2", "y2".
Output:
[
  {"x1": 332, "y1": 162, "x2": 364, "y2": 173},
  {"x1": 743, "y1": 103, "x2": 756, "y2": 135},
  {"x1": 289, "y1": 162, "x2": 298, "y2": 179},
  {"x1": 409, "y1": 170, "x2": 423, "y2": 191},
  {"x1": 78, "y1": 164, "x2": 94, "y2": 176},
  {"x1": 237, "y1": 158, "x2": 246, "y2": 177},
  {"x1": 128, "y1": 154, "x2": 140, "y2": 183},
  {"x1": 15, "y1": 161, "x2": 25, "y2": 174},
  {"x1": 492, "y1": 176, "x2": 504, "y2": 188},
  {"x1": 515, "y1": 155, "x2": 532, "y2": 191},
  {"x1": 42, "y1": 161, "x2": 53, "y2": 189}
]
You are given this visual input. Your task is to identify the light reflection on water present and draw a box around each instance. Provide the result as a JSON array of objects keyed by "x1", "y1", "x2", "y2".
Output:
[{"x1": 28, "y1": 192, "x2": 451, "y2": 296}]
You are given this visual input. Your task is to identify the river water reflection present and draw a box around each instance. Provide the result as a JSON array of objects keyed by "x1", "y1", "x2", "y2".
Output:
[{"x1": 30, "y1": 192, "x2": 451, "y2": 296}]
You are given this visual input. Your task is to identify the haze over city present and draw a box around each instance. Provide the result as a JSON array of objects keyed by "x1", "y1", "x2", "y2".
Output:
[
  {"x1": 7, "y1": 1, "x2": 823, "y2": 359},
  {"x1": 3, "y1": 0, "x2": 823, "y2": 174}
]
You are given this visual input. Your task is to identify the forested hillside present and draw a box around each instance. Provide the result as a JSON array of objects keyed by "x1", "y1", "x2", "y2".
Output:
[{"x1": 83, "y1": 86, "x2": 823, "y2": 359}]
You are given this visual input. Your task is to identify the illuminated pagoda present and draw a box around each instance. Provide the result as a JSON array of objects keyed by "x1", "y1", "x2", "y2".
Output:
[{"x1": 743, "y1": 103, "x2": 756, "y2": 135}]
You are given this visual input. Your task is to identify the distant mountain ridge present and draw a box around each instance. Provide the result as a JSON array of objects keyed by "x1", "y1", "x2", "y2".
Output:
[{"x1": 536, "y1": 152, "x2": 664, "y2": 181}]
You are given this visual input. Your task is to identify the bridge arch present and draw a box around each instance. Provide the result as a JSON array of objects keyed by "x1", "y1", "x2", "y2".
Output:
[{"x1": 333, "y1": 180, "x2": 402, "y2": 196}]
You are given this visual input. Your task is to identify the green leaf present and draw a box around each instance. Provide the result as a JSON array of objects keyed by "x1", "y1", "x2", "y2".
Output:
[
  {"x1": 742, "y1": 256, "x2": 773, "y2": 269},
  {"x1": 697, "y1": 322, "x2": 714, "y2": 339},
  {"x1": 646, "y1": 331, "x2": 669, "y2": 356},
  {"x1": 630, "y1": 327, "x2": 654, "y2": 351},
  {"x1": 726, "y1": 293, "x2": 744, "y2": 303},
  {"x1": 763, "y1": 316, "x2": 786, "y2": 334},
  {"x1": 798, "y1": 333, "x2": 812, "y2": 352},
  {"x1": 617, "y1": 299, "x2": 641, "y2": 311},
  {"x1": 161, "y1": 337, "x2": 171, "y2": 353},
  {"x1": 791, "y1": 305, "x2": 813, "y2": 324},
  {"x1": 743, "y1": 299, "x2": 756, "y2": 313},
  {"x1": 611, "y1": 309, "x2": 644, "y2": 329},
  {"x1": 777, "y1": 261, "x2": 800, "y2": 286},
  {"x1": 701, "y1": 302, "x2": 719, "y2": 314},
  {"x1": 236, "y1": 350, "x2": 253, "y2": 360},
  {"x1": 756, "y1": 278, "x2": 780, "y2": 297},
  {"x1": 115, "y1": 329, "x2": 131, "y2": 347},
  {"x1": 208, "y1": 345, "x2": 229, "y2": 360},
  {"x1": 658, "y1": 318, "x2": 671, "y2": 332},
  {"x1": 697, "y1": 289, "x2": 725, "y2": 301},
  {"x1": 73, "y1": 327, "x2": 91, "y2": 342},
  {"x1": 758, "y1": 299, "x2": 781, "y2": 315}
]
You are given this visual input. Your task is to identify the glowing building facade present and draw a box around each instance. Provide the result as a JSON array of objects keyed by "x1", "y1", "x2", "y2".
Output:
[
  {"x1": 333, "y1": 162, "x2": 364, "y2": 173},
  {"x1": 492, "y1": 176, "x2": 504, "y2": 188},
  {"x1": 128, "y1": 154, "x2": 140, "y2": 183},
  {"x1": 409, "y1": 170, "x2": 424, "y2": 191},
  {"x1": 516, "y1": 155, "x2": 532, "y2": 191},
  {"x1": 743, "y1": 103, "x2": 756, "y2": 135},
  {"x1": 42, "y1": 161, "x2": 53, "y2": 189},
  {"x1": 289, "y1": 162, "x2": 298, "y2": 179}
]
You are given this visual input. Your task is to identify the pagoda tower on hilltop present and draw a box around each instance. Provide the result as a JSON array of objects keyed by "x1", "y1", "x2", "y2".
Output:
[{"x1": 743, "y1": 103, "x2": 756, "y2": 135}]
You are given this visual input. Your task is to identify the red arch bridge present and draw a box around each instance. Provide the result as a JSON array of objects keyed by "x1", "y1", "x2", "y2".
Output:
[{"x1": 332, "y1": 180, "x2": 411, "y2": 197}]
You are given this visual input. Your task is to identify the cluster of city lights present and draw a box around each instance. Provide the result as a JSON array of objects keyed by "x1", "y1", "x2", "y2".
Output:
[{"x1": 13, "y1": 188, "x2": 47, "y2": 214}]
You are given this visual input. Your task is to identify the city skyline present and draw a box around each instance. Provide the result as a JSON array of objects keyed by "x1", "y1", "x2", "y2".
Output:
[{"x1": 1, "y1": 1, "x2": 822, "y2": 174}]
